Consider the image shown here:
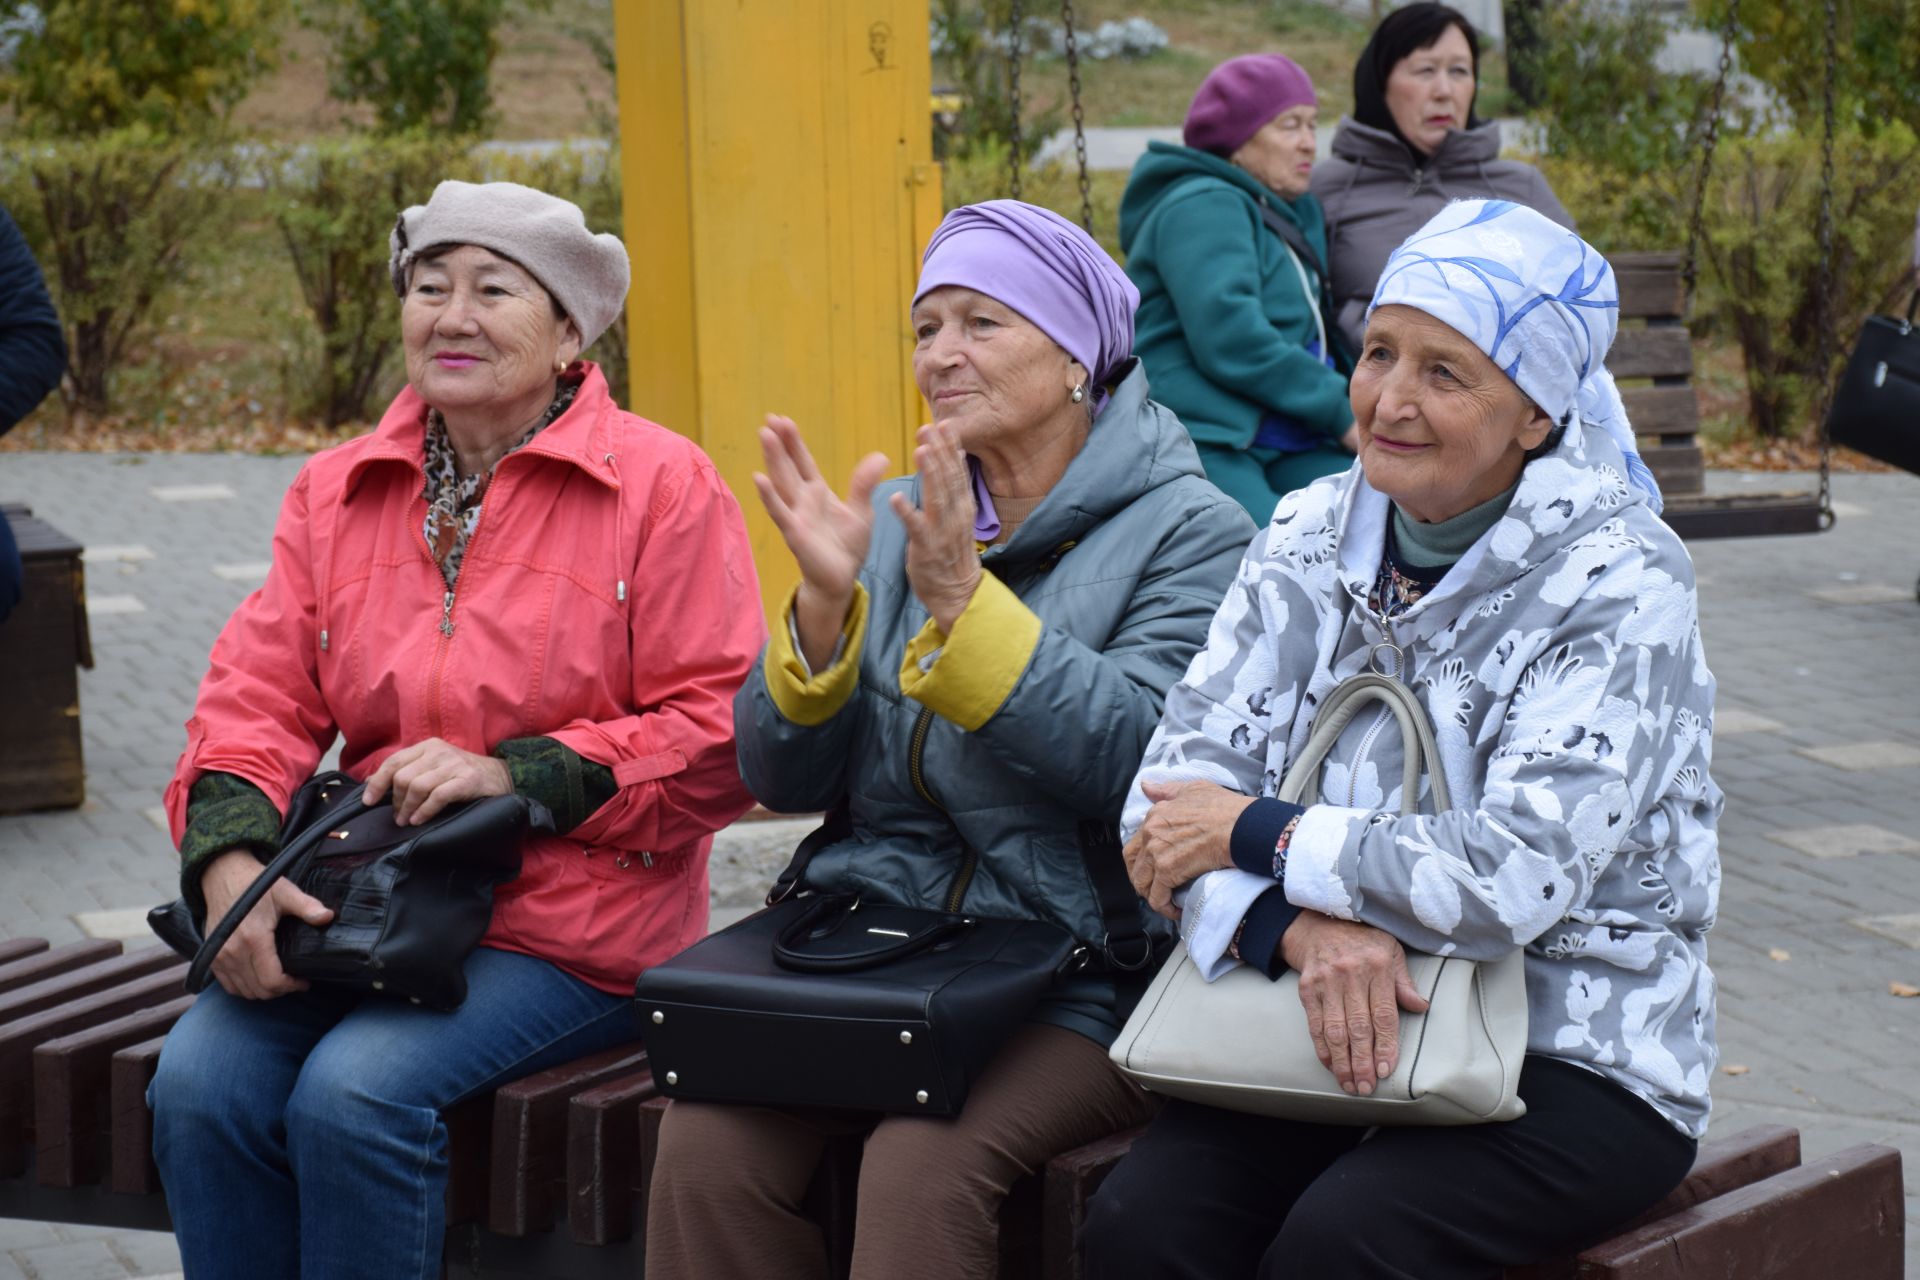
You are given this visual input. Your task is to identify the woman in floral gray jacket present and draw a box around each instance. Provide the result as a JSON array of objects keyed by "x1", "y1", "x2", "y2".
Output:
[{"x1": 1083, "y1": 199, "x2": 1721, "y2": 1279}]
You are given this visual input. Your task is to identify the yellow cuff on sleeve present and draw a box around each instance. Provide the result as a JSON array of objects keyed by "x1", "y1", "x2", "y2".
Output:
[
  {"x1": 764, "y1": 583, "x2": 868, "y2": 727},
  {"x1": 897, "y1": 572, "x2": 1042, "y2": 732}
]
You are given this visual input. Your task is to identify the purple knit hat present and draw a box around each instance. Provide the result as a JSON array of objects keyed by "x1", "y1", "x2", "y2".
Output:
[
  {"x1": 914, "y1": 200, "x2": 1139, "y2": 409},
  {"x1": 1183, "y1": 54, "x2": 1317, "y2": 156}
]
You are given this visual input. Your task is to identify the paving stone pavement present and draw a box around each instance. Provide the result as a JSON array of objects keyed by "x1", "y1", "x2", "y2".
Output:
[{"x1": 0, "y1": 454, "x2": 1915, "y2": 1276}]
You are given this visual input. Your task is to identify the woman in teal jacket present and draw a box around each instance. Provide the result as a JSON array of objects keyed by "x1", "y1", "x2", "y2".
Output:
[{"x1": 1120, "y1": 54, "x2": 1355, "y2": 524}]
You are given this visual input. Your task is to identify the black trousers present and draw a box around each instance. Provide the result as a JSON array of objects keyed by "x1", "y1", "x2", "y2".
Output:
[{"x1": 1080, "y1": 1056, "x2": 1696, "y2": 1280}]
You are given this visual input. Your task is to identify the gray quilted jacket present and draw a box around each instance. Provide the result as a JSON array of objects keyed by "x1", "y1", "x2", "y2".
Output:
[
  {"x1": 1124, "y1": 421, "x2": 1723, "y2": 1136},
  {"x1": 736, "y1": 362, "x2": 1256, "y2": 1042}
]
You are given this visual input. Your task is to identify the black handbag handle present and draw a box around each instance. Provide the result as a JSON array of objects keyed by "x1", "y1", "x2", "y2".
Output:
[
  {"x1": 184, "y1": 788, "x2": 370, "y2": 994},
  {"x1": 1905, "y1": 288, "x2": 1919, "y2": 328},
  {"x1": 771, "y1": 895, "x2": 975, "y2": 973}
]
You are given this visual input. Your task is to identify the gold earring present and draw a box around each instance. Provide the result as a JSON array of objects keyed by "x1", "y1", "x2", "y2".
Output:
[{"x1": 555, "y1": 356, "x2": 568, "y2": 373}]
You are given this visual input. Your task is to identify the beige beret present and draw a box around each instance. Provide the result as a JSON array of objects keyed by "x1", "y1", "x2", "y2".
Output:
[{"x1": 388, "y1": 180, "x2": 630, "y2": 353}]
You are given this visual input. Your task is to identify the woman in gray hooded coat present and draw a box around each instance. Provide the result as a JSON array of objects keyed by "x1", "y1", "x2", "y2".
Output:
[
  {"x1": 1084, "y1": 200, "x2": 1717, "y2": 1280},
  {"x1": 1311, "y1": 3, "x2": 1573, "y2": 353}
]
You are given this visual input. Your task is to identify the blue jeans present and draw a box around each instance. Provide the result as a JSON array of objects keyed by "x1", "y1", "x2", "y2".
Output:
[{"x1": 150, "y1": 946, "x2": 636, "y2": 1280}]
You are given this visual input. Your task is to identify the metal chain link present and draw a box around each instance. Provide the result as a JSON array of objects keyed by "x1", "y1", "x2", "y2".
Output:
[
  {"x1": 1059, "y1": 0, "x2": 1093, "y2": 233},
  {"x1": 1681, "y1": 0, "x2": 1741, "y2": 308},
  {"x1": 1811, "y1": 0, "x2": 1839, "y2": 527},
  {"x1": 1006, "y1": 0, "x2": 1025, "y2": 200}
]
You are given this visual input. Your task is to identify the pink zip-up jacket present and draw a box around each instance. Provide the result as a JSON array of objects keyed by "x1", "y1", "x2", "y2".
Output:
[{"x1": 165, "y1": 365, "x2": 765, "y2": 993}]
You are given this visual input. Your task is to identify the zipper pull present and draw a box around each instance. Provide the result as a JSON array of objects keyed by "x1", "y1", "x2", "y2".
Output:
[{"x1": 439, "y1": 590, "x2": 456, "y2": 637}]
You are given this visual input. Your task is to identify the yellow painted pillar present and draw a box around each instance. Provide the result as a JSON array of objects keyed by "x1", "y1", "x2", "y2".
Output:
[{"x1": 614, "y1": 0, "x2": 943, "y2": 619}]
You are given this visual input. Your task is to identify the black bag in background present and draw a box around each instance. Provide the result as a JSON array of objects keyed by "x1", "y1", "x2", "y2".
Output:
[
  {"x1": 150, "y1": 770, "x2": 546, "y2": 1010},
  {"x1": 1827, "y1": 290, "x2": 1920, "y2": 475},
  {"x1": 635, "y1": 814, "x2": 1156, "y2": 1116}
]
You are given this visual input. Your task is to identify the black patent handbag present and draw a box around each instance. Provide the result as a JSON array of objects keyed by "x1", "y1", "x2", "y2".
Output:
[
  {"x1": 1827, "y1": 289, "x2": 1920, "y2": 475},
  {"x1": 634, "y1": 811, "x2": 1158, "y2": 1116},
  {"x1": 149, "y1": 771, "x2": 547, "y2": 1010}
]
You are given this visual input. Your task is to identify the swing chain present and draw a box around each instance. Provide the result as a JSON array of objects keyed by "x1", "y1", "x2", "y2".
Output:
[
  {"x1": 1681, "y1": 0, "x2": 1740, "y2": 308},
  {"x1": 1812, "y1": 0, "x2": 1838, "y2": 528},
  {"x1": 1006, "y1": 0, "x2": 1025, "y2": 200},
  {"x1": 1059, "y1": 0, "x2": 1093, "y2": 233}
]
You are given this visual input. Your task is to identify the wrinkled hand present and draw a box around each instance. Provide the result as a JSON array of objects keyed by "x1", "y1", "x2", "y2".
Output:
[
  {"x1": 1281, "y1": 912, "x2": 1429, "y2": 1096},
  {"x1": 753, "y1": 414, "x2": 889, "y2": 668},
  {"x1": 363, "y1": 737, "x2": 512, "y2": 827},
  {"x1": 889, "y1": 421, "x2": 982, "y2": 632},
  {"x1": 200, "y1": 849, "x2": 334, "y2": 1000},
  {"x1": 1340, "y1": 424, "x2": 1361, "y2": 454},
  {"x1": 1123, "y1": 779, "x2": 1256, "y2": 919}
]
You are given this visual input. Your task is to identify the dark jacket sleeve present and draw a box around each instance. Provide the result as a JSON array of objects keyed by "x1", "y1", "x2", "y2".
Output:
[{"x1": 0, "y1": 208, "x2": 65, "y2": 434}]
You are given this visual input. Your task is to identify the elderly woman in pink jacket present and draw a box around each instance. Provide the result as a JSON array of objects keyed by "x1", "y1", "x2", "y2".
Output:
[{"x1": 147, "y1": 181, "x2": 765, "y2": 1280}]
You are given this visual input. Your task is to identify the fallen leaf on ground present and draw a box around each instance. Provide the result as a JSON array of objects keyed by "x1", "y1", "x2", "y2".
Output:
[
  {"x1": 1889, "y1": 981, "x2": 1920, "y2": 998},
  {"x1": 1768, "y1": 948, "x2": 1791, "y2": 962},
  {"x1": 1721, "y1": 1064, "x2": 1751, "y2": 1076}
]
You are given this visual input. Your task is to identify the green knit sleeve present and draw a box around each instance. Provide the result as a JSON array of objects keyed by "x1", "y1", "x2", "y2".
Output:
[
  {"x1": 493, "y1": 737, "x2": 618, "y2": 835},
  {"x1": 179, "y1": 771, "x2": 282, "y2": 922}
]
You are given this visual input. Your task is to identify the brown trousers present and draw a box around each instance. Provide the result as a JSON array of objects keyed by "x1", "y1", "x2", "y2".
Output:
[{"x1": 644, "y1": 1022, "x2": 1156, "y2": 1280}]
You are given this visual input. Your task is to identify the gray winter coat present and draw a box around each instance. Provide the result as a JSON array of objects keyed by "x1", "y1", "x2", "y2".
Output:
[
  {"x1": 736, "y1": 362, "x2": 1256, "y2": 1043},
  {"x1": 1126, "y1": 420, "x2": 1723, "y2": 1137},
  {"x1": 1310, "y1": 118, "x2": 1574, "y2": 353}
]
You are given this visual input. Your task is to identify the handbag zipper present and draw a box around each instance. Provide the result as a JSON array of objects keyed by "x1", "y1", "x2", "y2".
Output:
[{"x1": 907, "y1": 703, "x2": 979, "y2": 913}]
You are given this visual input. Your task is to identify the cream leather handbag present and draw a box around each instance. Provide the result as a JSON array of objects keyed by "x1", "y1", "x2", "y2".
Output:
[{"x1": 1110, "y1": 672, "x2": 1529, "y2": 1125}]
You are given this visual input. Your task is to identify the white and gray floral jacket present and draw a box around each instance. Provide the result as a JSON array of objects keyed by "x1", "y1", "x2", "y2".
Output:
[{"x1": 1123, "y1": 420, "x2": 1723, "y2": 1137}]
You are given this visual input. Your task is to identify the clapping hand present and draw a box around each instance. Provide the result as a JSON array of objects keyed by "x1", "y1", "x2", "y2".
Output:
[
  {"x1": 888, "y1": 420, "x2": 982, "y2": 633},
  {"x1": 753, "y1": 414, "x2": 889, "y2": 670}
]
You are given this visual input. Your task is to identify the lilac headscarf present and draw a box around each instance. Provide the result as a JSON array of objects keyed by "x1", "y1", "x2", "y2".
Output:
[{"x1": 914, "y1": 200, "x2": 1139, "y2": 414}]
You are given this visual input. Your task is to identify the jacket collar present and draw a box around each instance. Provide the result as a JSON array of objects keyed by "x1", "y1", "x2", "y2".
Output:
[
  {"x1": 347, "y1": 361, "x2": 622, "y2": 496},
  {"x1": 1330, "y1": 116, "x2": 1504, "y2": 173},
  {"x1": 1327, "y1": 416, "x2": 1644, "y2": 644},
  {"x1": 975, "y1": 360, "x2": 1209, "y2": 568}
]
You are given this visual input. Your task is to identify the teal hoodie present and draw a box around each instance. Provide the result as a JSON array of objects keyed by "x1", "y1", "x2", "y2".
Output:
[{"x1": 1118, "y1": 141, "x2": 1352, "y2": 452}]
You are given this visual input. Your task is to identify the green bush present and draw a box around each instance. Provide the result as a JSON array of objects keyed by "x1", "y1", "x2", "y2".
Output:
[
  {"x1": 299, "y1": 0, "x2": 534, "y2": 135},
  {"x1": 932, "y1": 0, "x2": 1063, "y2": 163},
  {"x1": 1700, "y1": 0, "x2": 1920, "y2": 137},
  {"x1": 0, "y1": 0, "x2": 283, "y2": 135},
  {"x1": 263, "y1": 134, "x2": 475, "y2": 426},
  {"x1": 1, "y1": 131, "x2": 231, "y2": 417},
  {"x1": 1692, "y1": 124, "x2": 1920, "y2": 440}
]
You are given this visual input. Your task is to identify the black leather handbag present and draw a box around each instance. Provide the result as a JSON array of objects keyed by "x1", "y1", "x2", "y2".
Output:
[
  {"x1": 1827, "y1": 289, "x2": 1920, "y2": 475},
  {"x1": 634, "y1": 813, "x2": 1157, "y2": 1116},
  {"x1": 149, "y1": 771, "x2": 547, "y2": 1010}
]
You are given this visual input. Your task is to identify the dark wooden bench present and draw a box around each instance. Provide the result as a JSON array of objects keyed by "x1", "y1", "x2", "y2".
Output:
[
  {"x1": 1611, "y1": 252, "x2": 1827, "y2": 540},
  {"x1": 0, "y1": 936, "x2": 1904, "y2": 1279}
]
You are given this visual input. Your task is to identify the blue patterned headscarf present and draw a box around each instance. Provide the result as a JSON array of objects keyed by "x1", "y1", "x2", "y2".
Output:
[{"x1": 1367, "y1": 199, "x2": 1661, "y2": 512}]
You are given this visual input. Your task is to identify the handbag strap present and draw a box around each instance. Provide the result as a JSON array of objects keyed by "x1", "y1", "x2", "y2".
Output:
[
  {"x1": 771, "y1": 896, "x2": 975, "y2": 973},
  {"x1": 764, "y1": 805, "x2": 1152, "y2": 972},
  {"x1": 184, "y1": 787, "x2": 370, "y2": 993},
  {"x1": 1905, "y1": 287, "x2": 1919, "y2": 328},
  {"x1": 1254, "y1": 200, "x2": 1327, "y2": 282},
  {"x1": 1277, "y1": 673, "x2": 1451, "y2": 815}
]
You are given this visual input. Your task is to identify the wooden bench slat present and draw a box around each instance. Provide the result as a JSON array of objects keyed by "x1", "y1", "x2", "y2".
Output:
[
  {"x1": 108, "y1": 1037, "x2": 168, "y2": 1196},
  {"x1": 565, "y1": 1067, "x2": 657, "y2": 1246},
  {"x1": 1608, "y1": 327, "x2": 1693, "y2": 380},
  {"x1": 1576, "y1": 1144, "x2": 1904, "y2": 1278},
  {"x1": 1620, "y1": 386, "x2": 1699, "y2": 440},
  {"x1": 0, "y1": 941, "x2": 125, "y2": 1000},
  {"x1": 0, "y1": 950, "x2": 179, "y2": 1027},
  {"x1": 487, "y1": 1042, "x2": 648, "y2": 1237},
  {"x1": 0, "y1": 964, "x2": 187, "y2": 1177},
  {"x1": 0, "y1": 939, "x2": 51, "y2": 971},
  {"x1": 1041, "y1": 1127, "x2": 1147, "y2": 1280},
  {"x1": 34, "y1": 995, "x2": 195, "y2": 1188},
  {"x1": 1506, "y1": 1124, "x2": 1803, "y2": 1280},
  {"x1": 636, "y1": 1093, "x2": 670, "y2": 1212}
]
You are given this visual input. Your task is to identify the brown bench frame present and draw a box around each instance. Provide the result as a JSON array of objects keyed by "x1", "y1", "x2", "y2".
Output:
[{"x1": 0, "y1": 936, "x2": 1905, "y2": 1279}]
